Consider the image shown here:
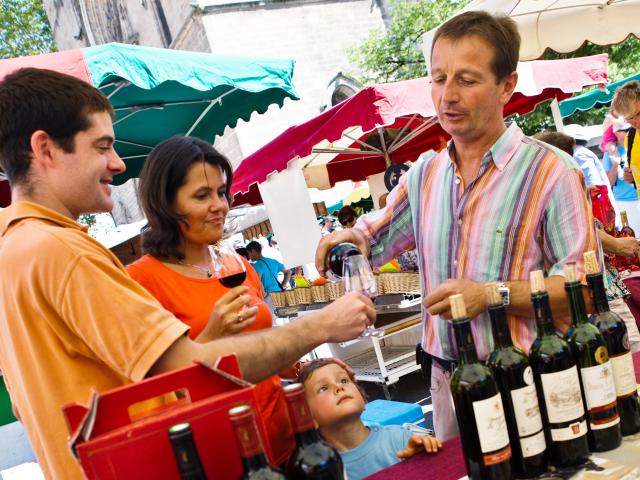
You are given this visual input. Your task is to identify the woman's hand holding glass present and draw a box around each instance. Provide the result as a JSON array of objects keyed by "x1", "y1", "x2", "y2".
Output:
[{"x1": 195, "y1": 286, "x2": 258, "y2": 343}]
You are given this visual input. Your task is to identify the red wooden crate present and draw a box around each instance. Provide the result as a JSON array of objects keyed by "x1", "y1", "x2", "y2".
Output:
[{"x1": 63, "y1": 355, "x2": 269, "y2": 479}]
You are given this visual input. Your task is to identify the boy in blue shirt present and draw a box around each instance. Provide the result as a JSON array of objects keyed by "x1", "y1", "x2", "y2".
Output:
[{"x1": 298, "y1": 359, "x2": 441, "y2": 480}]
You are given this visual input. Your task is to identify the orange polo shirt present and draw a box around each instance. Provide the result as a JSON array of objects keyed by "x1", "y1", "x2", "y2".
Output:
[{"x1": 0, "y1": 202, "x2": 189, "y2": 479}]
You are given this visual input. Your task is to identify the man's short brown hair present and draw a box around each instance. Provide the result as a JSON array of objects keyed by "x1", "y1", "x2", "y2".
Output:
[
  {"x1": 0, "y1": 68, "x2": 113, "y2": 186},
  {"x1": 612, "y1": 80, "x2": 640, "y2": 117},
  {"x1": 431, "y1": 11, "x2": 520, "y2": 83},
  {"x1": 532, "y1": 131, "x2": 575, "y2": 156}
]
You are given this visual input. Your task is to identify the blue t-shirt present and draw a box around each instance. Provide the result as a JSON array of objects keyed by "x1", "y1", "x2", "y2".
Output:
[
  {"x1": 340, "y1": 424, "x2": 411, "y2": 480},
  {"x1": 602, "y1": 146, "x2": 638, "y2": 201},
  {"x1": 251, "y1": 257, "x2": 285, "y2": 294}
]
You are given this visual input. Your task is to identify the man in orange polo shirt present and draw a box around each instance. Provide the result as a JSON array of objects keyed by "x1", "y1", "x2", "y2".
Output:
[{"x1": 0, "y1": 68, "x2": 375, "y2": 479}]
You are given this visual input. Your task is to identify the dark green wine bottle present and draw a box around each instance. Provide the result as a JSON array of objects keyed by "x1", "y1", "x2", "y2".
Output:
[
  {"x1": 449, "y1": 293, "x2": 512, "y2": 480},
  {"x1": 528, "y1": 270, "x2": 590, "y2": 468},
  {"x1": 486, "y1": 283, "x2": 547, "y2": 478},
  {"x1": 564, "y1": 262, "x2": 621, "y2": 452},
  {"x1": 584, "y1": 251, "x2": 640, "y2": 436},
  {"x1": 168, "y1": 423, "x2": 207, "y2": 480},
  {"x1": 229, "y1": 405, "x2": 286, "y2": 480},
  {"x1": 284, "y1": 383, "x2": 345, "y2": 479}
]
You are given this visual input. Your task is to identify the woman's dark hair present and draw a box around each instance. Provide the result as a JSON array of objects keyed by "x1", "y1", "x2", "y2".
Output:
[{"x1": 138, "y1": 135, "x2": 233, "y2": 260}]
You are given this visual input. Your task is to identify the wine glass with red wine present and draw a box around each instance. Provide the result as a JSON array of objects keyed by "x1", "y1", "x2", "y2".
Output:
[
  {"x1": 208, "y1": 242, "x2": 247, "y2": 288},
  {"x1": 342, "y1": 254, "x2": 384, "y2": 337}
]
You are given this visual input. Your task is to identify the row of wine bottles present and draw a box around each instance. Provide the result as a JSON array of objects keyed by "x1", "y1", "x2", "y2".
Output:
[
  {"x1": 168, "y1": 383, "x2": 345, "y2": 480},
  {"x1": 450, "y1": 250, "x2": 640, "y2": 480}
]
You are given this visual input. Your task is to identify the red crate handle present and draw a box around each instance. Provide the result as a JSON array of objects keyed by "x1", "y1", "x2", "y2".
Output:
[{"x1": 63, "y1": 355, "x2": 247, "y2": 439}]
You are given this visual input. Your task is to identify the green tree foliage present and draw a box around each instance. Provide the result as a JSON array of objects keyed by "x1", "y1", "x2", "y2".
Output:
[
  {"x1": 0, "y1": 0, "x2": 55, "y2": 59},
  {"x1": 349, "y1": 0, "x2": 640, "y2": 134},
  {"x1": 348, "y1": 0, "x2": 470, "y2": 84}
]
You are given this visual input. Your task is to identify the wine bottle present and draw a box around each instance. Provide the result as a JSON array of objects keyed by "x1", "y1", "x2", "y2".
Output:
[
  {"x1": 325, "y1": 242, "x2": 361, "y2": 279},
  {"x1": 283, "y1": 383, "x2": 345, "y2": 479},
  {"x1": 449, "y1": 293, "x2": 512, "y2": 480},
  {"x1": 564, "y1": 263, "x2": 621, "y2": 452},
  {"x1": 168, "y1": 423, "x2": 207, "y2": 480},
  {"x1": 485, "y1": 283, "x2": 547, "y2": 478},
  {"x1": 584, "y1": 250, "x2": 640, "y2": 436},
  {"x1": 618, "y1": 211, "x2": 639, "y2": 271},
  {"x1": 528, "y1": 270, "x2": 590, "y2": 468},
  {"x1": 228, "y1": 405, "x2": 286, "y2": 480}
]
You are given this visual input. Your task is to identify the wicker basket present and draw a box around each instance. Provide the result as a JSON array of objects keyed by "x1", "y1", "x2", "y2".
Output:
[
  {"x1": 381, "y1": 272, "x2": 421, "y2": 294},
  {"x1": 270, "y1": 291, "x2": 287, "y2": 308},
  {"x1": 310, "y1": 284, "x2": 328, "y2": 303},
  {"x1": 375, "y1": 273, "x2": 385, "y2": 295},
  {"x1": 326, "y1": 281, "x2": 343, "y2": 301},
  {"x1": 284, "y1": 290, "x2": 298, "y2": 306},
  {"x1": 296, "y1": 287, "x2": 312, "y2": 305}
]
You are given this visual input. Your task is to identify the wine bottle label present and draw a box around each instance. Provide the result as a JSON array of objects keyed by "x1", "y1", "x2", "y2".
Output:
[
  {"x1": 610, "y1": 351, "x2": 637, "y2": 397},
  {"x1": 232, "y1": 421, "x2": 263, "y2": 458},
  {"x1": 472, "y1": 393, "x2": 510, "y2": 454},
  {"x1": 483, "y1": 445, "x2": 512, "y2": 467},
  {"x1": 510, "y1": 384, "x2": 543, "y2": 436},
  {"x1": 520, "y1": 430, "x2": 546, "y2": 458},
  {"x1": 523, "y1": 365, "x2": 534, "y2": 386},
  {"x1": 550, "y1": 420, "x2": 588, "y2": 441},
  {"x1": 580, "y1": 362, "x2": 617, "y2": 410},
  {"x1": 590, "y1": 414, "x2": 620, "y2": 431},
  {"x1": 540, "y1": 366, "x2": 585, "y2": 423}
]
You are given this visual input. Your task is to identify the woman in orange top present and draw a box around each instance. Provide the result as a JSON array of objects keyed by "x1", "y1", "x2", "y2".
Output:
[{"x1": 127, "y1": 136, "x2": 294, "y2": 465}]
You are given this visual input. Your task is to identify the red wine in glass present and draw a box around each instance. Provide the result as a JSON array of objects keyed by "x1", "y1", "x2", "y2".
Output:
[
  {"x1": 208, "y1": 243, "x2": 247, "y2": 288},
  {"x1": 219, "y1": 271, "x2": 247, "y2": 288}
]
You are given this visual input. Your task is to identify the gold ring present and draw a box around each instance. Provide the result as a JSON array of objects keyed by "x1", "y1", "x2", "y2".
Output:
[{"x1": 236, "y1": 314, "x2": 243, "y2": 323}]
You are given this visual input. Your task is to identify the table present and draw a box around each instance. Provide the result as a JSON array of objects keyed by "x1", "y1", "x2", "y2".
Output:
[{"x1": 365, "y1": 352, "x2": 640, "y2": 480}]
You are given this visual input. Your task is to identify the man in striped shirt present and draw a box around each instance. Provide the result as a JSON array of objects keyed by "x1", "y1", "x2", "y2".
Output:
[{"x1": 316, "y1": 11, "x2": 597, "y2": 440}]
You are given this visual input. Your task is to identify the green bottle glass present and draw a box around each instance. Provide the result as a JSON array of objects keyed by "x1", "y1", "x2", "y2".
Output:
[
  {"x1": 486, "y1": 283, "x2": 547, "y2": 477},
  {"x1": 584, "y1": 250, "x2": 640, "y2": 436},
  {"x1": 449, "y1": 293, "x2": 511, "y2": 480},
  {"x1": 528, "y1": 270, "x2": 590, "y2": 468},
  {"x1": 564, "y1": 262, "x2": 621, "y2": 452}
]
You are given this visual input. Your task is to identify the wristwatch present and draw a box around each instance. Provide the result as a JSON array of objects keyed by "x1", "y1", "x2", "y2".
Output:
[{"x1": 497, "y1": 282, "x2": 510, "y2": 306}]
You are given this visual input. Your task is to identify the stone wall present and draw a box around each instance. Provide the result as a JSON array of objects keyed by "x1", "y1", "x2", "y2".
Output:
[{"x1": 201, "y1": 0, "x2": 385, "y2": 157}]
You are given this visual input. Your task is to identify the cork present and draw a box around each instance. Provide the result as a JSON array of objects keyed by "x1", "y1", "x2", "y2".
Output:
[
  {"x1": 449, "y1": 294, "x2": 468, "y2": 319},
  {"x1": 621, "y1": 210, "x2": 629, "y2": 225},
  {"x1": 530, "y1": 270, "x2": 546, "y2": 294},
  {"x1": 564, "y1": 263, "x2": 578, "y2": 283},
  {"x1": 583, "y1": 251, "x2": 600, "y2": 275},
  {"x1": 485, "y1": 282, "x2": 502, "y2": 306}
]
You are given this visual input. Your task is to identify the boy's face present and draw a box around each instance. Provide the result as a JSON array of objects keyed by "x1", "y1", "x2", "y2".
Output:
[{"x1": 303, "y1": 363, "x2": 366, "y2": 428}]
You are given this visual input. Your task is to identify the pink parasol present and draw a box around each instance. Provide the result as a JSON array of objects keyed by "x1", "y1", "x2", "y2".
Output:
[{"x1": 232, "y1": 53, "x2": 609, "y2": 206}]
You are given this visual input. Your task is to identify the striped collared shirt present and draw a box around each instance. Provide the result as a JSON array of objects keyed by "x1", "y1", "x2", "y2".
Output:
[{"x1": 356, "y1": 123, "x2": 597, "y2": 360}]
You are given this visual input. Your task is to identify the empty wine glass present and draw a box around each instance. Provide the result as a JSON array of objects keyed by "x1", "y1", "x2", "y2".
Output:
[
  {"x1": 208, "y1": 242, "x2": 247, "y2": 288},
  {"x1": 342, "y1": 254, "x2": 384, "y2": 338}
]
